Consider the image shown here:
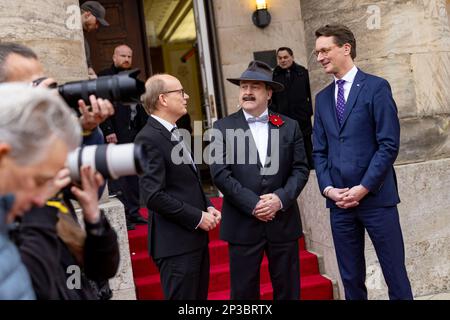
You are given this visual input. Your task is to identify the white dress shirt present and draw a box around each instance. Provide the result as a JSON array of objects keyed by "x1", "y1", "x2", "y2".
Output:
[
  {"x1": 243, "y1": 109, "x2": 269, "y2": 166},
  {"x1": 334, "y1": 65, "x2": 358, "y2": 103},
  {"x1": 151, "y1": 114, "x2": 176, "y2": 133},
  {"x1": 324, "y1": 65, "x2": 359, "y2": 196}
]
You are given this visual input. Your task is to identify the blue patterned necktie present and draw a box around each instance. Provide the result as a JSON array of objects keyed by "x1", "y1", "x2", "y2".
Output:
[
  {"x1": 336, "y1": 79, "x2": 346, "y2": 125},
  {"x1": 247, "y1": 114, "x2": 269, "y2": 124}
]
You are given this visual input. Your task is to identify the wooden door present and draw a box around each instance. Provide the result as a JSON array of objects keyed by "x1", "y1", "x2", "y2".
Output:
[{"x1": 82, "y1": 0, "x2": 151, "y2": 81}]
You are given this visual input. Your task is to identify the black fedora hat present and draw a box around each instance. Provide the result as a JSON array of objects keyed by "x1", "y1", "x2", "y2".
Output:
[{"x1": 227, "y1": 60, "x2": 284, "y2": 92}]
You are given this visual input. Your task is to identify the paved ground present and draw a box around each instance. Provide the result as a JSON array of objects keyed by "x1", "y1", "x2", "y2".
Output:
[{"x1": 415, "y1": 292, "x2": 450, "y2": 300}]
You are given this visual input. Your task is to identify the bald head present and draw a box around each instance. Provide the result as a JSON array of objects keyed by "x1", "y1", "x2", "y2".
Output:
[
  {"x1": 142, "y1": 73, "x2": 188, "y2": 123},
  {"x1": 142, "y1": 74, "x2": 171, "y2": 114},
  {"x1": 113, "y1": 45, "x2": 132, "y2": 70}
]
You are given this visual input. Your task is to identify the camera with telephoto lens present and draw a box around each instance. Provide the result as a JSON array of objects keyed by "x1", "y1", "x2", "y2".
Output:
[
  {"x1": 33, "y1": 69, "x2": 145, "y2": 111},
  {"x1": 66, "y1": 143, "x2": 146, "y2": 181}
]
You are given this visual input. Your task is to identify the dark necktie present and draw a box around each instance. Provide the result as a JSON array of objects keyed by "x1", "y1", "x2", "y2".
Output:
[
  {"x1": 336, "y1": 79, "x2": 346, "y2": 125},
  {"x1": 247, "y1": 114, "x2": 269, "y2": 124}
]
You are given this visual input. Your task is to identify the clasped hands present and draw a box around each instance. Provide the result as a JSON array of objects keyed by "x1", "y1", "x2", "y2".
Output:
[
  {"x1": 199, "y1": 207, "x2": 222, "y2": 231},
  {"x1": 326, "y1": 185, "x2": 369, "y2": 209},
  {"x1": 253, "y1": 193, "x2": 282, "y2": 222}
]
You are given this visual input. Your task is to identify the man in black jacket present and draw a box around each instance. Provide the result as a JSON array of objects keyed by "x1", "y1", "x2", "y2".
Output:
[
  {"x1": 271, "y1": 47, "x2": 314, "y2": 168},
  {"x1": 98, "y1": 44, "x2": 148, "y2": 230},
  {"x1": 210, "y1": 61, "x2": 309, "y2": 300},
  {"x1": 136, "y1": 74, "x2": 221, "y2": 300}
]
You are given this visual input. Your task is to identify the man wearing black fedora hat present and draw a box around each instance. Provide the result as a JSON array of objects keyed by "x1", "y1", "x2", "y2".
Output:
[{"x1": 210, "y1": 60, "x2": 310, "y2": 300}]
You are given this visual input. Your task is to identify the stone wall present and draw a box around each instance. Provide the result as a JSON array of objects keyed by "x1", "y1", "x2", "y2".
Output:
[
  {"x1": 0, "y1": 0, "x2": 135, "y2": 299},
  {"x1": 299, "y1": 0, "x2": 450, "y2": 299},
  {"x1": 0, "y1": 0, "x2": 88, "y2": 83},
  {"x1": 301, "y1": 0, "x2": 450, "y2": 164},
  {"x1": 299, "y1": 159, "x2": 450, "y2": 299},
  {"x1": 212, "y1": 0, "x2": 308, "y2": 114}
]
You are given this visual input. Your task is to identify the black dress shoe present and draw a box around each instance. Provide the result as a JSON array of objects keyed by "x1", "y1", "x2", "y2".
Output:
[{"x1": 129, "y1": 216, "x2": 148, "y2": 225}]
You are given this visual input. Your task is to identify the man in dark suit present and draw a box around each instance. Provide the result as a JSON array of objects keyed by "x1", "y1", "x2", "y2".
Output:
[
  {"x1": 312, "y1": 24, "x2": 413, "y2": 300},
  {"x1": 98, "y1": 44, "x2": 148, "y2": 230},
  {"x1": 271, "y1": 47, "x2": 314, "y2": 168},
  {"x1": 135, "y1": 74, "x2": 221, "y2": 300},
  {"x1": 209, "y1": 61, "x2": 310, "y2": 300}
]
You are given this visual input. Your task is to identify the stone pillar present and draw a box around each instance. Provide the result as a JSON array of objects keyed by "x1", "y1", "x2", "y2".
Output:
[
  {"x1": 0, "y1": 0, "x2": 136, "y2": 299},
  {"x1": 300, "y1": 0, "x2": 450, "y2": 299},
  {"x1": 212, "y1": 0, "x2": 308, "y2": 114},
  {"x1": 0, "y1": 0, "x2": 88, "y2": 83}
]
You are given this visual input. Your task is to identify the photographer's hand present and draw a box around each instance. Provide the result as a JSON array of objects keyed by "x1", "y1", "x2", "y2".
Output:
[
  {"x1": 106, "y1": 133, "x2": 118, "y2": 144},
  {"x1": 78, "y1": 95, "x2": 114, "y2": 131},
  {"x1": 36, "y1": 168, "x2": 72, "y2": 203},
  {"x1": 70, "y1": 165, "x2": 104, "y2": 224}
]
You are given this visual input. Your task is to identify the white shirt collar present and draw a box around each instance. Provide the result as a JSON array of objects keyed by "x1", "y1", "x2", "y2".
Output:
[
  {"x1": 151, "y1": 114, "x2": 176, "y2": 132},
  {"x1": 334, "y1": 65, "x2": 358, "y2": 85},
  {"x1": 242, "y1": 108, "x2": 269, "y2": 121}
]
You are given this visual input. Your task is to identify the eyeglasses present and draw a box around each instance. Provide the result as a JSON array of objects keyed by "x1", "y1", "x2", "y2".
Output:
[
  {"x1": 314, "y1": 45, "x2": 338, "y2": 57},
  {"x1": 162, "y1": 88, "x2": 186, "y2": 97}
]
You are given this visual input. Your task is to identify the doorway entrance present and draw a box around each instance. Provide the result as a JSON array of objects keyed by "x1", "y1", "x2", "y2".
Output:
[{"x1": 143, "y1": 0, "x2": 223, "y2": 195}]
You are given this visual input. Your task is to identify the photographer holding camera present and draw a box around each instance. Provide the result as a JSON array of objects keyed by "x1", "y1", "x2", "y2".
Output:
[
  {"x1": 0, "y1": 84, "x2": 81, "y2": 299},
  {"x1": 0, "y1": 42, "x2": 120, "y2": 299},
  {"x1": 0, "y1": 42, "x2": 114, "y2": 144}
]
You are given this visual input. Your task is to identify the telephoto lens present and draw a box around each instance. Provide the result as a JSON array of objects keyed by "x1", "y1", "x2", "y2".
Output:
[
  {"x1": 58, "y1": 69, "x2": 145, "y2": 111},
  {"x1": 66, "y1": 143, "x2": 146, "y2": 181}
]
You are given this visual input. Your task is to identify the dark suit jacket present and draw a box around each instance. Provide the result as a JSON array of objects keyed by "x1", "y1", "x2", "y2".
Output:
[
  {"x1": 313, "y1": 69, "x2": 401, "y2": 209},
  {"x1": 210, "y1": 109, "x2": 309, "y2": 245},
  {"x1": 271, "y1": 63, "x2": 313, "y2": 135},
  {"x1": 98, "y1": 65, "x2": 148, "y2": 144},
  {"x1": 135, "y1": 116, "x2": 211, "y2": 259}
]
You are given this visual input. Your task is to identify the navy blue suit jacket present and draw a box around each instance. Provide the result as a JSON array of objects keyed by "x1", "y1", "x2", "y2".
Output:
[{"x1": 313, "y1": 69, "x2": 401, "y2": 209}]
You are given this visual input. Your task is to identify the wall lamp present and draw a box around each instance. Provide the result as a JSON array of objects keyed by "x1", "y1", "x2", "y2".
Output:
[{"x1": 252, "y1": 0, "x2": 271, "y2": 29}]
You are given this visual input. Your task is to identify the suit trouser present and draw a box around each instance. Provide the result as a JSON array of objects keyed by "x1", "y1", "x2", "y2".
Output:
[
  {"x1": 113, "y1": 175, "x2": 141, "y2": 220},
  {"x1": 228, "y1": 239, "x2": 300, "y2": 300},
  {"x1": 330, "y1": 206, "x2": 413, "y2": 300},
  {"x1": 154, "y1": 246, "x2": 210, "y2": 300}
]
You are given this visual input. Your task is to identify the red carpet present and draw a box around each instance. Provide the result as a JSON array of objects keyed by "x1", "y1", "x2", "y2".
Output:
[{"x1": 128, "y1": 197, "x2": 333, "y2": 300}]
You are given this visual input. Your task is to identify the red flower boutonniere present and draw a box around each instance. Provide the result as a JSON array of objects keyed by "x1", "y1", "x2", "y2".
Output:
[{"x1": 269, "y1": 114, "x2": 284, "y2": 127}]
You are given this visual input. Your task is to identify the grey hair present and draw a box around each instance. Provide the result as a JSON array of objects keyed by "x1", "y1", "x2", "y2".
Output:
[
  {"x1": 141, "y1": 74, "x2": 167, "y2": 114},
  {"x1": 0, "y1": 42, "x2": 38, "y2": 83},
  {"x1": 0, "y1": 83, "x2": 81, "y2": 165}
]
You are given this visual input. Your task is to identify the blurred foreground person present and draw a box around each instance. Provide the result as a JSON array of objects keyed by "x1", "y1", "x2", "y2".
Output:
[{"x1": 0, "y1": 84, "x2": 81, "y2": 299}]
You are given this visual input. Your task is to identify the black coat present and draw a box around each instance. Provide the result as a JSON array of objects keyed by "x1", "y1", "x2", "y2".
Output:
[
  {"x1": 271, "y1": 63, "x2": 313, "y2": 135},
  {"x1": 209, "y1": 109, "x2": 310, "y2": 244},
  {"x1": 98, "y1": 65, "x2": 148, "y2": 143},
  {"x1": 14, "y1": 205, "x2": 119, "y2": 300},
  {"x1": 135, "y1": 116, "x2": 211, "y2": 259}
]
